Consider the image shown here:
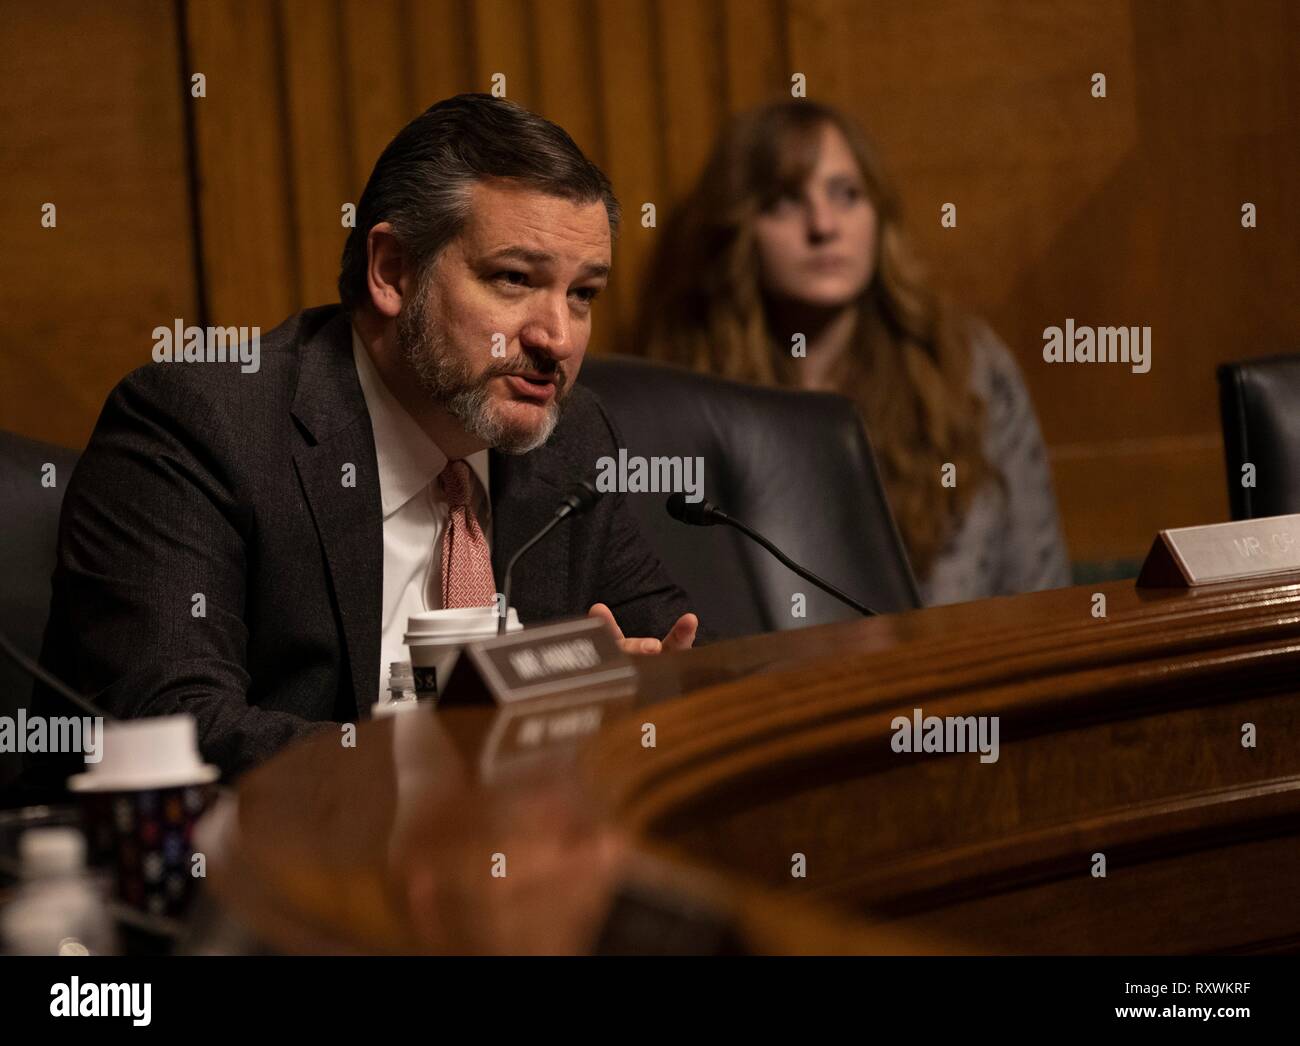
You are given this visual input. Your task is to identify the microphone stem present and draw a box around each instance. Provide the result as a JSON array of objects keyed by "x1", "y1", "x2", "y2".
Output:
[
  {"x1": 0, "y1": 629, "x2": 115, "y2": 720},
  {"x1": 498, "y1": 508, "x2": 568, "y2": 635},
  {"x1": 716, "y1": 513, "x2": 877, "y2": 617}
]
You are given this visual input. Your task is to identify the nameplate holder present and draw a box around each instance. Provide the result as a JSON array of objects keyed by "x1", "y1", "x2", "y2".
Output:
[
  {"x1": 1136, "y1": 513, "x2": 1300, "y2": 588},
  {"x1": 438, "y1": 616, "x2": 637, "y2": 706}
]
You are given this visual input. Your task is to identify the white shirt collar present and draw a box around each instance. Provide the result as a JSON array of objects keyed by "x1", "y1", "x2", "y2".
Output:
[{"x1": 350, "y1": 325, "x2": 491, "y2": 519}]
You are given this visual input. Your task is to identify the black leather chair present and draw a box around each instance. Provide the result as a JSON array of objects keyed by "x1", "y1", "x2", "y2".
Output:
[
  {"x1": 1217, "y1": 354, "x2": 1300, "y2": 519},
  {"x1": 579, "y1": 355, "x2": 919, "y2": 639},
  {"x1": 0, "y1": 432, "x2": 80, "y2": 801}
]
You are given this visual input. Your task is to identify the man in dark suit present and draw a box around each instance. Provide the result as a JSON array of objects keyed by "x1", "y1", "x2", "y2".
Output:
[{"x1": 30, "y1": 94, "x2": 702, "y2": 783}]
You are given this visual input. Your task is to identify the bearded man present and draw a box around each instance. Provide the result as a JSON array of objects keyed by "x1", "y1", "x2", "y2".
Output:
[{"x1": 30, "y1": 94, "x2": 702, "y2": 781}]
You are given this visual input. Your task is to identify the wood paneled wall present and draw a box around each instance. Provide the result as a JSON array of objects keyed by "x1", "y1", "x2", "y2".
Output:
[
  {"x1": 0, "y1": 0, "x2": 197, "y2": 450},
  {"x1": 3, "y1": 0, "x2": 1298, "y2": 565}
]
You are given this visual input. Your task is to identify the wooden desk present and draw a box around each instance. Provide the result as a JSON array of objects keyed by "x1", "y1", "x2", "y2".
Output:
[{"x1": 196, "y1": 576, "x2": 1300, "y2": 954}]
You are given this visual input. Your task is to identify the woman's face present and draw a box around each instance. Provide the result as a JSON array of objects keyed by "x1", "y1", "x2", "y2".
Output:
[{"x1": 752, "y1": 122, "x2": 878, "y2": 310}]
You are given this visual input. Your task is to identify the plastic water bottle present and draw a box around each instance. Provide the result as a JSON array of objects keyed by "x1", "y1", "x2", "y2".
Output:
[
  {"x1": 1, "y1": 826, "x2": 119, "y2": 955},
  {"x1": 375, "y1": 660, "x2": 419, "y2": 715},
  {"x1": 389, "y1": 661, "x2": 417, "y2": 701}
]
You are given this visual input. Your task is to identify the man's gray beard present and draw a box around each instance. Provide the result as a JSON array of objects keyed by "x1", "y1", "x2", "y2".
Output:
[{"x1": 396, "y1": 292, "x2": 564, "y2": 455}]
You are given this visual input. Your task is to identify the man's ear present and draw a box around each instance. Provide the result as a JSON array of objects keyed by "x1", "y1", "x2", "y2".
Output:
[{"x1": 365, "y1": 222, "x2": 408, "y2": 320}]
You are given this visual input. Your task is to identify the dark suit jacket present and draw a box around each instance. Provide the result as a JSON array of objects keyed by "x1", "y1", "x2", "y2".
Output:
[{"x1": 31, "y1": 305, "x2": 702, "y2": 782}]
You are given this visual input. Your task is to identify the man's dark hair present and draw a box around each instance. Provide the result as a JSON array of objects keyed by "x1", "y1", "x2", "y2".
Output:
[{"x1": 338, "y1": 93, "x2": 620, "y2": 313}]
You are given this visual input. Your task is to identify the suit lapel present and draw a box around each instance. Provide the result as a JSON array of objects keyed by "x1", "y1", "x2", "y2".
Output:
[{"x1": 290, "y1": 310, "x2": 383, "y2": 719}]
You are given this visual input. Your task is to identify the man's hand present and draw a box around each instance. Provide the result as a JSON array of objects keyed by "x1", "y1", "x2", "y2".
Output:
[{"x1": 587, "y1": 602, "x2": 698, "y2": 654}]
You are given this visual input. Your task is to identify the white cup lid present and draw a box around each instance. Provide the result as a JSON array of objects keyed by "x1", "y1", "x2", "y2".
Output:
[
  {"x1": 67, "y1": 714, "x2": 219, "y2": 792},
  {"x1": 405, "y1": 606, "x2": 520, "y2": 643}
]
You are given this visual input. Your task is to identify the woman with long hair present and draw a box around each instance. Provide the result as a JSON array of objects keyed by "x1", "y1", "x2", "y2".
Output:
[{"x1": 637, "y1": 100, "x2": 1069, "y2": 605}]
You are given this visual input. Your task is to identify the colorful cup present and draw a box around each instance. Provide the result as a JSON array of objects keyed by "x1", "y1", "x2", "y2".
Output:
[{"x1": 67, "y1": 716, "x2": 219, "y2": 920}]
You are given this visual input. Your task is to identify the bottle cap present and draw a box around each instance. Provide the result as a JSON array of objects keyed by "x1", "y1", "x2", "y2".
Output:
[{"x1": 19, "y1": 827, "x2": 86, "y2": 878}]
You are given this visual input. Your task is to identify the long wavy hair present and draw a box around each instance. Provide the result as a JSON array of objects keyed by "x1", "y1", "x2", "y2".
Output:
[{"x1": 636, "y1": 100, "x2": 992, "y2": 581}]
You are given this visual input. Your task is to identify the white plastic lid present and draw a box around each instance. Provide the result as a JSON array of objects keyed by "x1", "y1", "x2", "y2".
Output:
[
  {"x1": 19, "y1": 827, "x2": 86, "y2": 877},
  {"x1": 67, "y1": 714, "x2": 220, "y2": 792},
  {"x1": 405, "y1": 606, "x2": 520, "y2": 644}
]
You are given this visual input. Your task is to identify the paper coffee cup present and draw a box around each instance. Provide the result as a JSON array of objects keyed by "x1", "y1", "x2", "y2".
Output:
[
  {"x1": 67, "y1": 716, "x2": 218, "y2": 920},
  {"x1": 405, "y1": 606, "x2": 522, "y2": 700}
]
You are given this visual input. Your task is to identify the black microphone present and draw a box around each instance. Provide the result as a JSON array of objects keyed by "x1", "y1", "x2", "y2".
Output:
[
  {"x1": 0, "y1": 628, "x2": 116, "y2": 720},
  {"x1": 498, "y1": 479, "x2": 602, "y2": 635},
  {"x1": 666, "y1": 492, "x2": 877, "y2": 617}
]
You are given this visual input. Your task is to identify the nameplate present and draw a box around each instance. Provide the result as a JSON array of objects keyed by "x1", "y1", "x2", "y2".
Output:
[
  {"x1": 438, "y1": 616, "x2": 637, "y2": 706},
  {"x1": 1136, "y1": 513, "x2": 1300, "y2": 587}
]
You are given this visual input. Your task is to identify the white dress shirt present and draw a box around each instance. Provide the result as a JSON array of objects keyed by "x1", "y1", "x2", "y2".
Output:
[{"x1": 350, "y1": 326, "x2": 492, "y2": 702}]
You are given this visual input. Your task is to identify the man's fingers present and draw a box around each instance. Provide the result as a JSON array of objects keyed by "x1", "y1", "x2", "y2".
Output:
[
  {"x1": 589, "y1": 606, "x2": 697, "y2": 655},
  {"x1": 616, "y1": 636, "x2": 659, "y2": 654},
  {"x1": 587, "y1": 602, "x2": 624, "y2": 641},
  {"x1": 661, "y1": 613, "x2": 698, "y2": 653}
]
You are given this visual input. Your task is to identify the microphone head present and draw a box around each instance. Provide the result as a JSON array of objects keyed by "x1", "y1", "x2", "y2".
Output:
[
  {"x1": 666, "y1": 492, "x2": 719, "y2": 526},
  {"x1": 560, "y1": 479, "x2": 600, "y2": 517}
]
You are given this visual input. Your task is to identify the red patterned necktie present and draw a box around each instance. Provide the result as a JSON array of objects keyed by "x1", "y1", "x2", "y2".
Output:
[{"x1": 437, "y1": 459, "x2": 497, "y2": 608}]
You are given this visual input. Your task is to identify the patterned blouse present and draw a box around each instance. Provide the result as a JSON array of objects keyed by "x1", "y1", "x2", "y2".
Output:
[{"x1": 916, "y1": 321, "x2": 1072, "y2": 606}]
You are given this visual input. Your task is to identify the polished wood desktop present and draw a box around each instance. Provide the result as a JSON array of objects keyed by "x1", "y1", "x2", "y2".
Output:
[{"x1": 197, "y1": 575, "x2": 1300, "y2": 954}]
